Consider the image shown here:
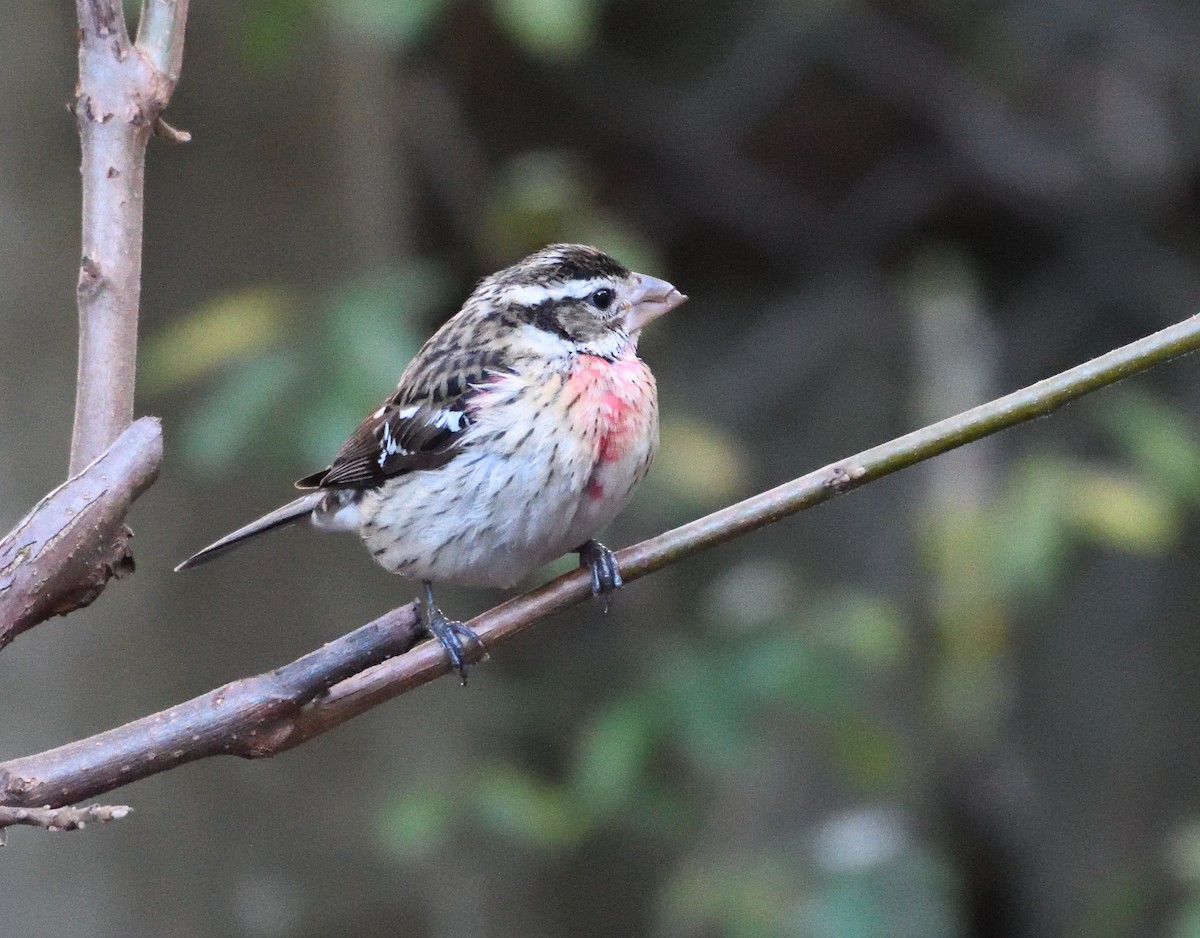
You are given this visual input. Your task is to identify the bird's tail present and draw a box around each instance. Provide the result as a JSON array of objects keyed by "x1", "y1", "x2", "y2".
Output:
[{"x1": 175, "y1": 492, "x2": 326, "y2": 572}]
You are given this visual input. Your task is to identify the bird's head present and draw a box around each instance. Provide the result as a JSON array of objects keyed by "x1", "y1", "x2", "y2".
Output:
[{"x1": 479, "y1": 244, "x2": 687, "y2": 359}]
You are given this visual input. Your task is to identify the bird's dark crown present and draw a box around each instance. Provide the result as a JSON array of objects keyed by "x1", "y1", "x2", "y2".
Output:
[
  {"x1": 465, "y1": 244, "x2": 638, "y2": 354},
  {"x1": 492, "y1": 244, "x2": 631, "y2": 289}
]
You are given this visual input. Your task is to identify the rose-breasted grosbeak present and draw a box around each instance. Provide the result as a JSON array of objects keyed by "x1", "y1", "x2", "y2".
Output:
[{"x1": 178, "y1": 244, "x2": 687, "y2": 678}]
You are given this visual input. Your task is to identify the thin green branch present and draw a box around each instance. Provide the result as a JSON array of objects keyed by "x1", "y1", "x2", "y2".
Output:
[
  {"x1": 287, "y1": 312, "x2": 1200, "y2": 742},
  {"x1": 2, "y1": 313, "x2": 1198, "y2": 809}
]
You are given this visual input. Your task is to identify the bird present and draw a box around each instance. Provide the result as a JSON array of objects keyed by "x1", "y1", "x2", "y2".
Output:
[{"x1": 177, "y1": 244, "x2": 687, "y2": 679}]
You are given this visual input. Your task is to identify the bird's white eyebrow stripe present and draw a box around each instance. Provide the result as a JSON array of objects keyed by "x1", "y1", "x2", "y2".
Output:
[{"x1": 497, "y1": 279, "x2": 612, "y2": 307}]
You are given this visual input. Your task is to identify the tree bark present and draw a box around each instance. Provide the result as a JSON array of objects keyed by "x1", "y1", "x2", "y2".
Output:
[
  {"x1": 0, "y1": 418, "x2": 162, "y2": 649},
  {"x1": 70, "y1": 0, "x2": 186, "y2": 473}
]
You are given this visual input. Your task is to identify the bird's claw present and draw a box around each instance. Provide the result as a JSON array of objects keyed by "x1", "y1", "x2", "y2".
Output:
[
  {"x1": 421, "y1": 606, "x2": 486, "y2": 685},
  {"x1": 577, "y1": 539, "x2": 622, "y2": 611}
]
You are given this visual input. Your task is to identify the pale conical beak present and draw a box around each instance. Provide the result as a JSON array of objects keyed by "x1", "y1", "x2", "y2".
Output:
[{"x1": 625, "y1": 273, "x2": 687, "y2": 333}]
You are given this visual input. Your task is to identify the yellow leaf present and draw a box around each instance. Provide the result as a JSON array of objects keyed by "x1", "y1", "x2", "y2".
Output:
[
  {"x1": 654, "y1": 417, "x2": 748, "y2": 508},
  {"x1": 142, "y1": 287, "x2": 291, "y2": 393},
  {"x1": 1067, "y1": 469, "x2": 1177, "y2": 553}
]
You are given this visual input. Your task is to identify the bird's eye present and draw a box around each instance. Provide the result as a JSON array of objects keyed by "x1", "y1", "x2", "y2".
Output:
[{"x1": 590, "y1": 287, "x2": 615, "y2": 311}]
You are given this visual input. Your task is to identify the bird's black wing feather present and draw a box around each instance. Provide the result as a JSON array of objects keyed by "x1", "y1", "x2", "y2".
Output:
[
  {"x1": 295, "y1": 398, "x2": 475, "y2": 490},
  {"x1": 295, "y1": 324, "x2": 520, "y2": 491}
]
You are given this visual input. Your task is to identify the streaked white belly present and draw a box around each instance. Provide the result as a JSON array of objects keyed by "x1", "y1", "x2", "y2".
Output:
[{"x1": 355, "y1": 356, "x2": 657, "y2": 588}]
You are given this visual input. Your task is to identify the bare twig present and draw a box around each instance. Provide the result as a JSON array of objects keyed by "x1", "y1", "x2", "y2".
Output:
[
  {"x1": 0, "y1": 804, "x2": 131, "y2": 842},
  {"x1": 153, "y1": 116, "x2": 191, "y2": 143},
  {"x1": 70, "y1": 0, "x2": 188, "y2": 475},
  {"x1": 0, "y1": 418, "x2": 162, "y2": 650},
  {"x1": 2, "y1": 313, "x2": 1199, "y2": 812}
]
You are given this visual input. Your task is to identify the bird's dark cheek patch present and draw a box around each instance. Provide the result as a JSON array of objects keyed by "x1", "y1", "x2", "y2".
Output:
[{"x1": 526, "y1": 301, "x2": 573, "y2": 341}]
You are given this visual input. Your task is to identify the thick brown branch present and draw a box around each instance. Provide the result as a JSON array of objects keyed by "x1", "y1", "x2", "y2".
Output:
[
  {"x1": 0, "y1": 804, "x2": 131, "y2": 842},
  {"x1": 0, "y1": 418, "x2": 162, "y2": 649},
  {"x1": 76, "y1": 0, "x2": 125, "y2": 38},
  {"x1": 70, "y1": 0, "x2": 187, "y2": 475},
  {"x1": 0, "y1": 604, "x2": 422, "y2": 808},
  {"x1": 2, "y1": 313, "x2": 1199, "y2": 810}
]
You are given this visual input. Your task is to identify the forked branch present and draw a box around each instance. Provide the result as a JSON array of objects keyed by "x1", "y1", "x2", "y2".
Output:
[{"x1": 0, "y1": 2, "x2": 190, "y2": 650}]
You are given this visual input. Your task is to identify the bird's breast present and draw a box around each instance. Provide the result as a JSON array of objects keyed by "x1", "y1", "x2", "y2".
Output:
[
  {"x1": 564, "y1": 354, "x2": 658, "y2": 492},
  {"x1": 360, "y1": 353, "x2": 658, "y2": 589}
]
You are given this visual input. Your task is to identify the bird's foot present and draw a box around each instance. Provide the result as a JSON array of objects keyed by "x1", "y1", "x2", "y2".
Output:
[
  {"x1": 577, "y1": 539, "x2": 622, "y2": 611},
  {"x1": 420, "y1": 582, "x2": 485, "y2": 684}
]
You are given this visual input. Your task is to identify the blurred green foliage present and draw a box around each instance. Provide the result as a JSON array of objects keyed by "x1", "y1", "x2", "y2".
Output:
[
  {"x1": 243, "y1": 0, "x2": 602, "y2": 64},
  {"x1": 491, "y1": 0, "x2": 600, "y2": 61},
  {"x1": 373, "y1": 568, "x2": 940, "y2": 930},
  {"x1": 482, "y1": 151, "x2": 662, "y2": 273},
  {"x1": 142, "y1": 286, "x2": 290, "y2": 394},
  {"x1": 146, "y1": 262, "x2": 445, "y2": 476},
  {"x1": 328, "y1": 0, "x2": 449, "y2": 43},
  {"x1": 661, "y1": 840, "x2": 962, "y2": 938}
]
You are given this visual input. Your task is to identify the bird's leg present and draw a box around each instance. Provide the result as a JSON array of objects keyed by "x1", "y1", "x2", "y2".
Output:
[
  {"x1": 419, "y1": 581, "x2": 485, "y2": 684},
  {"x1": 576, "y1": 539, "x2": 622, "y2": 611}
]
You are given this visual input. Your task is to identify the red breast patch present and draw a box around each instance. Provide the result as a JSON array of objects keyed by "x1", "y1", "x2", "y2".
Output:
[{"x1": 567, "y1": 356, "x2": 651, "y2": 469}]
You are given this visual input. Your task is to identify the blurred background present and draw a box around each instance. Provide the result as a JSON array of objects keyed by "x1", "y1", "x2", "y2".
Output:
[{"x1": 5, "y1": 0, "x2": 1200, "y2": 935}]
